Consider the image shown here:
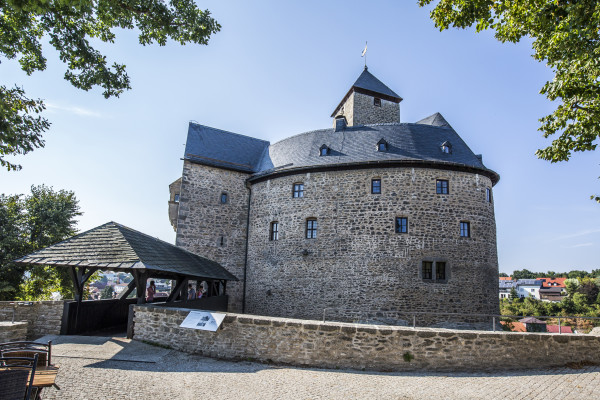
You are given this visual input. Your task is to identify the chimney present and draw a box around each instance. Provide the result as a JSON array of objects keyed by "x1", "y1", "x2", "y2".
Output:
[{"x1": 333, "y1": 115, "x2": 347, "y2": 132}]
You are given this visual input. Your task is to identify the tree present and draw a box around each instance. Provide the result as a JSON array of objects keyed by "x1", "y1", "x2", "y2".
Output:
[
  {"x1": 512, "y1": 269, "x2": 537, "y2": 280},
  {"x1": 509, "y1": 286, "x2": 519, "y2": 301},
  {"x1": 499, "y1": 272, "x2": 509, "y2": 277},
  {"x1": 100, "y1": 285, "x2": 114, "y2": 299},
  {"x1": 0, "y1": 184, "x2": 80, "y2": 300},
  {"x1": 0, "y1": 0, "x2": 220, "y2": 171},
  {"x1": 418, "y1": 0, "x2": 600, "y2": 201}
]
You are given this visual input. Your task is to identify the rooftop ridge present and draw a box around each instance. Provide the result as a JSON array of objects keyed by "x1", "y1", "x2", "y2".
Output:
[{"x1": 189, "y1": 121, "x2": 270, "y2": 144}]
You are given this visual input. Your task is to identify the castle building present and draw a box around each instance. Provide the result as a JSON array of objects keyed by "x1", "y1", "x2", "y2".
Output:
[{"x1": 170, "y1": 67, "x2": 500, "y2": 327}]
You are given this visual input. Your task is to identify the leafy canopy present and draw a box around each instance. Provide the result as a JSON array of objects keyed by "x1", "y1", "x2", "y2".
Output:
[
  {"x1": 0, "y1": 184, "x2": 81, "y2": 300},
  {"x1": 418, "y1": 0, "x2": 600, "y2": 201},
  {"x1": 0, "y1": 0, "x2": 220, "y2": 170}
]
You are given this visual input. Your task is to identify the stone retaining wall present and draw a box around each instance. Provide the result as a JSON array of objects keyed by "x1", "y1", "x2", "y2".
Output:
[
  {"x1": 133, "y1": 305, "x2": 600, "y2": 371},
  {"x1": 0, "y1": 301, "x2": 64, "y2": 339},
  {"x1": 0, "y1": 321, "x2": 28, "y2": 343}
]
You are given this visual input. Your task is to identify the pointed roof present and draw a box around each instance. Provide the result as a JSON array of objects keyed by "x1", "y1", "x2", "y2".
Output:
[
  {"x1": 416, "y1": 112, "x2": 452, "y2": 129},
  {"x1": 353, "y1": 67, "x2": 401, "y2": 100},
  {"x1": 331, "y1": 67, "x2": 403, "y2": 117},
  {"x1": 14, "y1": 222, "x2": 237, "y2": 281}
]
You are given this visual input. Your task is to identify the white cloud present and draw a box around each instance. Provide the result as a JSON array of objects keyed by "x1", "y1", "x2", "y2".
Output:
[
  {"x1": 45, "y1": 102, "x2": 103, "y2": 118},
  {"x1": 562, "y1": 242, "x2": 594, "y2": 248},
  {"x1": 553, "y1": 229, "x2": 600, "y2": 241}
]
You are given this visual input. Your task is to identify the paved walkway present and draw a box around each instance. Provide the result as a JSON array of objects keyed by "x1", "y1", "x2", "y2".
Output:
[{"x1": 39, "y1": 335, "x2": 600, "y2": 400}]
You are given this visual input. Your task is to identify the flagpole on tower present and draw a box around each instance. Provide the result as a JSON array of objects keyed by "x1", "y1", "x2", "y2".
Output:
[{"x1": 361, "y1": 41, "x2": 368, "y2": 69}]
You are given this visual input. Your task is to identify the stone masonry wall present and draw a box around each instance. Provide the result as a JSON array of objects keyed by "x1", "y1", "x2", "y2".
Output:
[
  {"x1": 0, "y1": 301, "x2": 64, "y2": 339},
  {"x1": 352, "y1": 92, "x2": 400, "y2": 126},
  {"x1": 246, "y1": 167, "x2": 498, "y2": 327},
  {"x1": 0, "y1": 322, "x2": 28, "y2": 343},
  {"x1": 133, "y1": 306, "x2": 600, "y2": 372},
  {"x1": 176, "y1": 161, "x2": 250, "y2": 312}
]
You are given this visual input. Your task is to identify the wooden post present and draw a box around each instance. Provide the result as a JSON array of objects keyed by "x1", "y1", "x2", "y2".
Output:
[
  {"x1": 133, "y1": 271, "x2": 149, "y2": 304},
  {"x1": 166, "y1": 277, "x2": 185, "y2": 303},
  {"x1": 180, "y1": 278, "x2": 189, "y2": 303}
]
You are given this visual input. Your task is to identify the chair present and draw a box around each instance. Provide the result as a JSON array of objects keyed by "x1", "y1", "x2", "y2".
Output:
[
  {"x1": 0, "y1": 341, "x2": 52, "y2": 367},
  {"x1": 0, "y1": 354, "x2": 39, "y2": 400}
]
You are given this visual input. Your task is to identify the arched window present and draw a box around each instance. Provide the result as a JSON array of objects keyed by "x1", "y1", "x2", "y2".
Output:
[{"x1": 319, "y1": 144, "x2": 330, "y2": 156}]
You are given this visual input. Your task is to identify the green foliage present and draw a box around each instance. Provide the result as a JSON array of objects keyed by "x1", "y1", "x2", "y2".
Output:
[
  {"x1": 403, "y1": 351, "x2": 414, "y2": 363},
  {"x1": 0, "y1": 184, "x2": 80, "y2": 300},
  {"x1": 418, "y1": 0, "x2": 600, "y2": 200},
  {"x1": 509, "y1": 286, "x2": 518, "y2": 301},
  {"x1": 0, "y1": 85, "x2": 49, "y2": 171},
  {"x1": 1, "y1": 0, "x2": 220, "y2": 170},
  {"x1": 512, "y1": 269, "x2": 537, "y2": 280},
  {"x1": 498, "y1": 272, "x2": 509, "y2": 277},
  {"x1": 564, "y1": 278, "x2": 580, "y2": 297},
  {"x1": 100, "y1": 285, "x2": 114, "y2": 299}
]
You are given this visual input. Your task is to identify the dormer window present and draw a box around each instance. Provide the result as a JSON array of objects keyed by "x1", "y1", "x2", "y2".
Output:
[
  {"x1": 441, "y1": 141, "x2": 452, "y2": 154},
  {"x1": 319, "y1": 144, "x2": 330, "y2": 156},
  {"x1": 374, "y1": 97, "x2": 381, "y2": 107},
  {"x1": 377, "y1": 138, "x2": 388, "y2": 152}
]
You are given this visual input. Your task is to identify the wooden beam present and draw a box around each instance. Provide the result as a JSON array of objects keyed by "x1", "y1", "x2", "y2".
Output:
[
  {"x1": 167, "y1": 278, "x2": 185, "y2": 302},
  {"x1": 118, "y1": 279, "x2": 136, "y2": 300}
]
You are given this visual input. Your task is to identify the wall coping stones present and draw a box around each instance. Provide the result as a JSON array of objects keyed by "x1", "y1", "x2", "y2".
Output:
[{"x1": 133, "y1": 305, "x2": 600, "y2": 372}]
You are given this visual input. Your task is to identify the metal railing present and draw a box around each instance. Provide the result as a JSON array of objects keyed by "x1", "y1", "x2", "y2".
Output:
[{"x1": 321, "y1": 308, "x2": 600, "y2": 333}]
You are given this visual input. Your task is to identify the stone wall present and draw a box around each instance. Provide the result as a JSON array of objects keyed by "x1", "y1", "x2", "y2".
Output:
[
  {"x1": 336, "y1": 92, "x2": 400, "y2": 126},
  {"x1": 352, "y1": 92, "x2": 400, "y2": 126},
  {"x1": 176, "y1": 161, "x2": 251, "y2": 312},
  {"x1": 0, "y1": 321, "x2": 28, "y2": 343},
  {"x1": 245, "y1": 167, "x2": 498, "y2": 327},
  {"x1": 133, "y1": 306, "x2": 600, "y2": 372},
  {"x1": 0, "y1": 301, "x2": 64, "y2": 339}
]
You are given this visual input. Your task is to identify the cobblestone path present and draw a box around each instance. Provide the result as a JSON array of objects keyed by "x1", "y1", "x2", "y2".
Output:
[{"x1": 41, "y1": 336, "x2": 600, "y2": 400}]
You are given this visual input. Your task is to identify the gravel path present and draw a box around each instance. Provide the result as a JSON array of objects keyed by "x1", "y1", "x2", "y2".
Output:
[{"x1": 40, "y1": 336, "x2": 600, "y2": 400}]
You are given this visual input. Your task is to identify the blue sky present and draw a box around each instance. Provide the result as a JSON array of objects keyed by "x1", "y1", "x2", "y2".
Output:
[{"x1": 1, "y1": 1, "x2": 598, "y2": 273}]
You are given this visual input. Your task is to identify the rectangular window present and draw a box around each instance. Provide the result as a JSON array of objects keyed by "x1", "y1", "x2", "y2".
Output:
[
  {"x1": 374, "y1": 97, "x2": 382, "y2": 107},
  {"x1": 306, "y1": 219, "x2": 317, "y2": 239},
  {"x1": 270, "y1": 222, "x2": 279, "y2": 241},
  {"x1": 395, "y1": 217, "x2": 408, "y2": 233},
  {"x1": 460, "y1": 221, "x2": 470, "y2": 237},
  {"x1": 436, "y1": 179, "x2": 449, "y2": 194},
  {"x1": 220, "y1": 193, "x2": 228, "y2": 204},
  {"x1": 422, "y1": 261, "x2": 433, "y2": 280},
  {"x1": 436, "y1": 262, "x2": 446, "y2": 280},
  {"x1": 293, "y1": 183, "x2": 304, "y2": 198},
  {"x1": 174, "y1": 194, "x2": 180, "y2": 203},
  {"x1": 371, "y1": 179, "x2": 381, "y2": 194},
  {"x1": 486, "y1": 188, "x2": 492, "y2": 203}
]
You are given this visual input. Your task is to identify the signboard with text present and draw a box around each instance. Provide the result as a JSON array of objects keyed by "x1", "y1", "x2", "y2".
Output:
[{"x1": 180, "y1": 311, "x2": 226, "y2": 332}]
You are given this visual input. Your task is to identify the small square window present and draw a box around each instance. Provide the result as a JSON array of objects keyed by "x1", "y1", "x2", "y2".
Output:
[
  {"x1": 374, "y1": 98, "x2": 381, "y2": 107},
  {"x1": 460, "y1": 221, "x2": 470, "y2": 237},
  {"x1": 486, "y1": 188, "x2": 492, "y2": 203},
  {"x1": 306, "y1": 219, "x2": 317, "y2": 239},
  {"x1": 395, "y1": 217, "x2": 408, "y2": 234},
  {"x1": 371, "y1": 179, "x2": 381, "y2": 194},
  {"x1": 220, "y1": 193, "x2": 228, "y2": 204},
  {"x1": 436, "y1": 262, "x2": 446, "y2": 280},
  {"x1": 422, "y1": 261, "x2": 433, "y2": 280},
  {"x1": 293, "y1": 183, "x2": 304, "y2": 198},
  {"x1": 270, "y1": 222, "x2": 279, "y2": 241},
  {"x1": 436, "y1": 180, "x2": 449, "y2": 194}
]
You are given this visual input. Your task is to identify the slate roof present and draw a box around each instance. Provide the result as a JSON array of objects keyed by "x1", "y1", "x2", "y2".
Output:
[
  {"x1": 184, "y1": 116, "x2": 499, "y2": 185},
  {"x1": 519, "y1": 317, "x2": 546, "y2": 324},
  {"x1": 184, "y1": 123, "x2": 270, "y2": 173},
  {"x1": 14, "y1": 222, "x2": 237, "y2": 281},
  {"x1": 352, "y1": 67, "x2": 401, "y2": 100},
  {"x1": 331, "y1": 67, "x2": 402, "y2": 117}
]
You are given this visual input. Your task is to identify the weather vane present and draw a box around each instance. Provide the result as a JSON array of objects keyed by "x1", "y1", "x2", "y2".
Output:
[{"x1": 361, "y1": 41, "x2": 368, "y2": 69}]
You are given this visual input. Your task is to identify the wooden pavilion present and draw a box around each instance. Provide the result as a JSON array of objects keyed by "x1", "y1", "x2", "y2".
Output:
[{"x1": 15, "y1": 221, "x2": 237, "y2": 335}]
